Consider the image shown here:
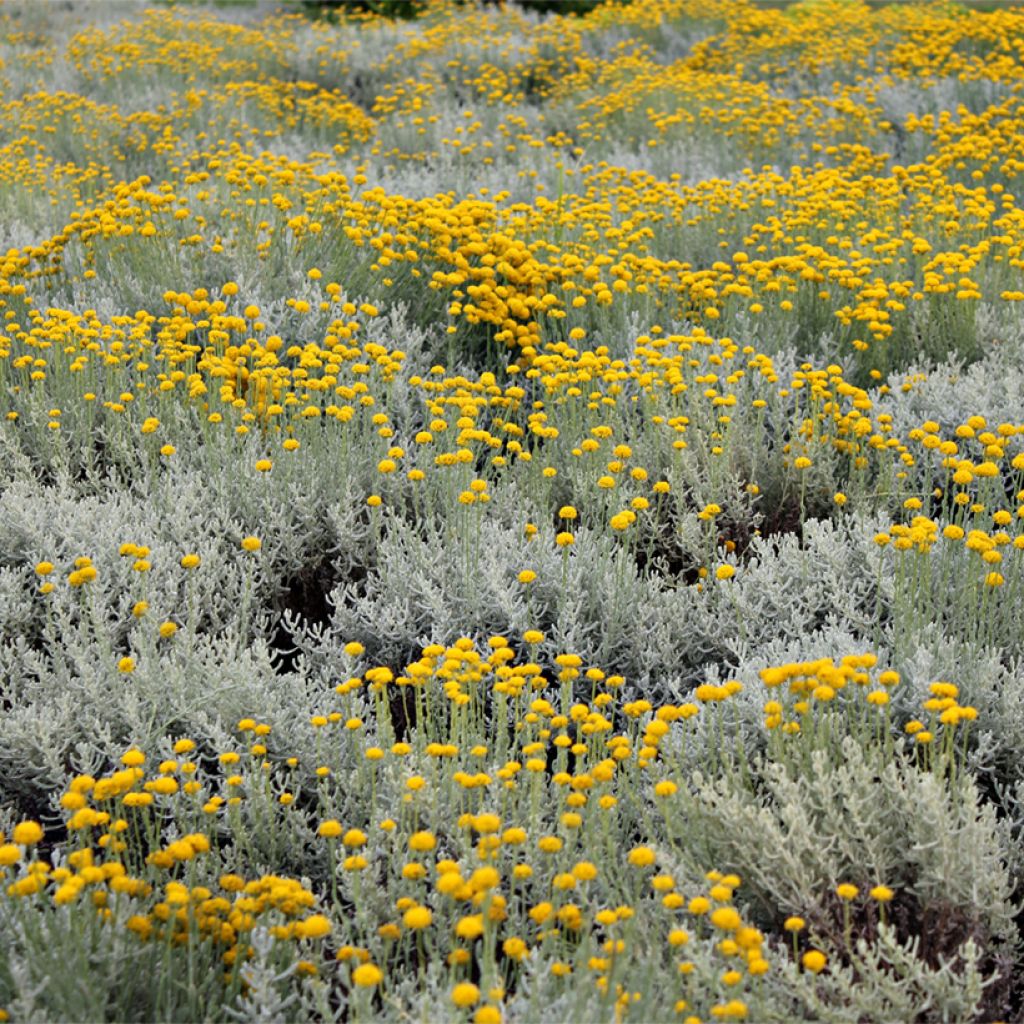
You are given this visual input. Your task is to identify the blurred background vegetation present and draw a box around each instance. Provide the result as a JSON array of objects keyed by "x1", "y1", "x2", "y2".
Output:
[{"x1": 293, "y1": 0, "x2": 1024, "y2": 20}]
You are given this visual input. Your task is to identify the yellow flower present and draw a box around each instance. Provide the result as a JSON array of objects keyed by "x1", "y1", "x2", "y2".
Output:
[
  {"x1": 54, "y1": 883, "x2": 81, "y2": 905},
  {"x1": 836, "y1": 883, "x2": 859, "y2": 901},
  {"x1": 402, "y1": 905, "x2": 432, "y2": 929},
  {"x1": 409, "y1": 830, "x2": 436, "y2": 852},
  {"x1": 240, "y1": 536, "x2": 261, "y2": 552},
  {"x1": 715, "y1": 565, "x2": 735, "y2": 580},
  {"x1": 470, "y1": 867, "x2": 500, "y2": 891},
  {"x1": 351, "y1": 963, "x2": 382, "y2": 987},
  {"x1": 67, "y1": 566, "x2": 97, "y2": 587},
  {"x1": 710, "y1": 907, "x2": 741, "y2": 931},
  {"x1": 627, "y1": 846, "x2": 656, "y2": 867},
  {"x1": 296, "y1": 914, "x2": 332, "y2": 939},
  {"x1": 180, "y1": 554, "x2": 200, "y2": 569},
  {"x1": 473, "y1": 813, "x2": 501, "y2": 834},
  {"x1": 711, "y1": 999, "x2": 748, "y2": 1019},
  {"x1": 451, "y1": 982, "x2": 480, "y2": 1007},
  {"x1": 118, "y1": 657, "x2": 136, "y2": 674},
  {"x1": 573, "y1": 861, "x2": 598, "y2": 881},
  {"x1": 12, "y1": 821, "x2": 43, "y2": 845},
  {"x1": 870, "y1": 885, "x2": 894, "y2": 903},
  {"x1": 802, "y1": 950, "x2": 827, "y2": 973},
  {"x1": 455, "y1": 914, "x2": 484, "y2": 939}
]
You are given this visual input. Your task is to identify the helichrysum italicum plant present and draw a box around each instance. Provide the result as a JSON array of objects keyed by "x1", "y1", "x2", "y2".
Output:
[
  {"x1": 0, "y1": 639, "x2": 1015, "y2": 1021},
  {"x1": 5, "y1": 0, "x2": 1024, "y2": 1018}
]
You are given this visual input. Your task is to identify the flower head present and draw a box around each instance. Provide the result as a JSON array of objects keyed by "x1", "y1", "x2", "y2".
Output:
[
  {"x1": 451, "y1": 983, "x2": 480, "y2": 1008},
  {"x1": 352, "y1": 963, "x2": 382, "y2": 987},
  {"x1": 12, "y1": 821, "x2": 43, "y2": 845},
  {"x1": 628, "y1": 846, "x2": 656, "y2": 868},
  {"x1": 802, "y1": 950, "x2": 827, "y2": 973}
]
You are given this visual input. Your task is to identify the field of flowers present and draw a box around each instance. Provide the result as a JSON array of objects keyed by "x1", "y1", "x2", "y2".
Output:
[{"x1": 4, "y1": 0, "x2": 1024, "y2": 1019}]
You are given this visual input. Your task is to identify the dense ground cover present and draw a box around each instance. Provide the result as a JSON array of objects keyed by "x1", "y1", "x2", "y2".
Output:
[{"x1": 2, "y1": 0, "x2": 1024, "y2": 1018}]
